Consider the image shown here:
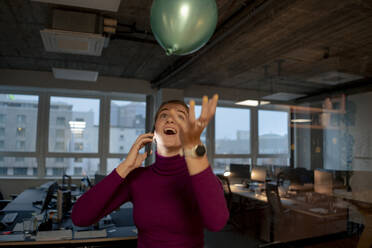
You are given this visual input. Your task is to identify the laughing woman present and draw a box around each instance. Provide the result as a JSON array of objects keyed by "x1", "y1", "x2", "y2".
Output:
[{"x1": 71, "y1": 94, "x2": 229, "y2": 248}]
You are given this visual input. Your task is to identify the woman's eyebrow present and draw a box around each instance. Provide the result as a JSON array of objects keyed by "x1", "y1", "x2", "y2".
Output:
[{"x1": 177, "y1": 109, "x2": 186, "y2": 116}]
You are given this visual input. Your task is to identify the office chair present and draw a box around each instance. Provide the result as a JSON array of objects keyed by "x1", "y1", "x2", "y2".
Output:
[
  {"x1": 262, "y1": 183, "x2": 299, "y2": 244},
  {"x1": 216, "y1": 174, "x2": 233, "y2": 211},
  {"x1": 0, "y1": 191, "x2": 11, "y2": 210}
]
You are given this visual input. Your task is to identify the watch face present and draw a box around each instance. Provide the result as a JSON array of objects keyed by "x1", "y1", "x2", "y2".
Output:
[{"x1": 195, "y1": 145, "x2": 206, "y2": 156}]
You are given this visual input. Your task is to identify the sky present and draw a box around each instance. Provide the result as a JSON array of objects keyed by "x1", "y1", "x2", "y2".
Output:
[{"x1": 5, "y1": 94, "x2": 288, "y2": 138}]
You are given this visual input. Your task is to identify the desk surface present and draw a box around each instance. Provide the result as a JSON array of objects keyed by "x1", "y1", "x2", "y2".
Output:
[
  {"x1": 231, "y1": 185, "x2": 348, "y2": 219},
  {"x1": 0, "y1": 183, "x2": 137, "y2": 246},
  {"x1": 0, "y1": 226, "x2": 137, "y2": 246}
]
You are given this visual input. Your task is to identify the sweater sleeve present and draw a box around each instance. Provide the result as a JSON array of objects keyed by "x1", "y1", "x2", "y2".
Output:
[
  {"x1": 190, "y1": 166, "x2": 229, "y2": 231},
  {"x1": 71, "y1": 169, "x2": 131, "y2": 227}
]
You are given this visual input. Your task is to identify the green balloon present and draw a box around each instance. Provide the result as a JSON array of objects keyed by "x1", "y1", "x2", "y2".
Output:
[{"x1": 150, "y1": 0, "x2": 218, "y2": 56}]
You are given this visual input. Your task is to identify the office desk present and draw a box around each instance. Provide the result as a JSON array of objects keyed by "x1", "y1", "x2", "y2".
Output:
[
  {"x1": 0, "y1": 184, "x2": 137, "y2": 247},
  {"x1": 230, "y1": 185, "x2": 348, "y2": 242},
  {"x1": 334, "y1": 189, "x2": 372, "y2": 248},
  {"x1": 0, "y1": 226, "x2": 137, "y2": 247}
]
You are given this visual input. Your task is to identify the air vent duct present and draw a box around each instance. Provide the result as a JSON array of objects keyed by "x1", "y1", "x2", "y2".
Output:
[
  {"x1": 31, "y1": 0, "x2": 122, "y2": 12},
  {"x1": 40, "y1": 29, "x2": 105, "y2": 56}
]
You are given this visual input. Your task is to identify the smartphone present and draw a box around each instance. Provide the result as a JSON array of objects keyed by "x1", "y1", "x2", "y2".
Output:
[{"x1": 145, "y1": 133, "x2": 153, "y2": 155}]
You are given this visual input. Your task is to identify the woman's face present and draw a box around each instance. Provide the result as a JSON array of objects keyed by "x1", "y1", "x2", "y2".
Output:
[{"x1": 154, "y1": 103, "x2": 188, "y2": 154}]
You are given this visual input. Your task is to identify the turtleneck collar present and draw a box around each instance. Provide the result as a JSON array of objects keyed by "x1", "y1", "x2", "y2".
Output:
[{"x1": 151, "y1": 151, "x2": 188, "y2": 176}]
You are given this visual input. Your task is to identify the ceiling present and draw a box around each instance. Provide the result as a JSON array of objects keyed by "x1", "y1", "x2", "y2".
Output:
[{"x1": 1, "y1": 0, "x2": 372, "y2": 102}]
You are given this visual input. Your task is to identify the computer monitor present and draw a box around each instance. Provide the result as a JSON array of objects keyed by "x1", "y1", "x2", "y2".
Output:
[
  {"x1": 41, "y1": 181, "x2": 58, "y2": 213},
  {"x1": 94, "y1": 174, "x2": 105, "y2": 185},
  {"x1": 229, "y1": 164, "x2": 250, "y2": 184},
  {"x1": 314, "y1": 169, "x2": 333, "y2": 195},
  {"x1": 250, "y1": 167, "x2": 267, "y2": 183}
]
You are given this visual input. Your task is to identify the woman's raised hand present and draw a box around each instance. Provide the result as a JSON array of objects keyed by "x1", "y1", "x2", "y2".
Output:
[
  {"x1": 116, "y1": 133, "x2": 153, "y2": 178},
  {"x1": 170, "y1": 94, "x2": 218, "y2": 149}
]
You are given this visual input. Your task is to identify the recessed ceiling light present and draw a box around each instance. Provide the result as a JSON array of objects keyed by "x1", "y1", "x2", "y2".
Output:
[
  {"x1": 235, "y1": 100, "x2": 259, "y2": 106},
  {"x1": 52, "y1": 68, "x2": 98, "y2": 82},
  {"x1": 291, "y1": 119, "x2": 312, "y2": 123},
  {"x1": 263, "y1": 92, "x2": 306, "y2": 101}
]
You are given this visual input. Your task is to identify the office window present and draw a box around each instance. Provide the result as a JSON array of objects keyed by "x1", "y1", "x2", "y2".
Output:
[
  {"x1": 0, "y1": 114, "x2": 5, "y2": 125},
  {"x1": 194, "y1": 105, "x2": 207, "y2": 145},
  {"x1": 49, "y1": 97, "x2": 99, "y2": 153},
  {"x1": 56, "y1": 129, "x2": 64, "y2": 138},
  {"x1": 46, "y1": 158, "x2": 99, "y2": 177},
  {"x1": 0, "y1": 127, "x2": 4, "y2": 136},
  {"x1": 257, "y1": 157, "x2": 289, "y2": 167},
  {"x1": 258, "y1": 110, "x2": 289, "y2": 154},
  {"x1": 110, "y1": 100, "x2": 145, "y2": 153},
  {"x1": 16, "y1": 141, "x2": 25, "y2": 150},
  {"x1": 0, "y1": 157, "x2": 36, "y2": 177},
  {"x1": 214, "y1": 158, "x2": 251, "y2": 175},
  {"x1": 14, "y1": 167, "x2": 27, "y2": 176},
  {"x1": 0, "y1": 140, "x2": 4, "y2": 149},
  {"x1": 74, "y1": 142, "x2": 84, "y2": 151},
  {"x1": 0, "y1": 94, "x2": 38, "y2": 152},
  {"x1": 107, "y1": 158, "x2": 123, "y2": 174},
  {"x1": 0, "y1": 167, "x2": 7, "y2": 176},
  {"x1": 215, "y1": 107, "x2": 250, "y2": 154},
  {"x1": 16, "y1": 127, "x2": 25, "y2": 137}
]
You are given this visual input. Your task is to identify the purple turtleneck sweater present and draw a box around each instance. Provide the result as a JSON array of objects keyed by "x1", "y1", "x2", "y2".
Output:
[{"x1": 71, "y1": 153, "x2": 229, "y2": 248}]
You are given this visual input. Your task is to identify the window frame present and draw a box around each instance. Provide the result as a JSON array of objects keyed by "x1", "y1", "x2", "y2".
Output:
[{"x1": 0, "y1": 87, "x2": 147, "y2": 179}]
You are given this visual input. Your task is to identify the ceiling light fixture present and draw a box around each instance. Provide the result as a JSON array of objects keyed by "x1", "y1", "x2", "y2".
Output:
[
  {"x1": 291, "y1": 119, "x2": 312, "y2": 123},
  {"x1": 235, "y1": 100, "x2": 271, "y2": 106}
]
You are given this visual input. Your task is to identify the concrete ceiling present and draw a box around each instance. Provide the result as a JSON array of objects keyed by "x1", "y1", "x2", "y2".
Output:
[{"x1": 1, "y1": 0, "x2": 372, "y2": 101}]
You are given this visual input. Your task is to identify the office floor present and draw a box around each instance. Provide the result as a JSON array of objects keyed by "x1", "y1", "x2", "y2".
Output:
[{"x1": 204, "y1": 224, "x2": 360, "y2": 248}]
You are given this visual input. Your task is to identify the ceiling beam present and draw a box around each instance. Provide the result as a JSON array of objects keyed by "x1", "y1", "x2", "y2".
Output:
[{"x1": 150, "y1": 0, "x2": 275, "y2": 89}]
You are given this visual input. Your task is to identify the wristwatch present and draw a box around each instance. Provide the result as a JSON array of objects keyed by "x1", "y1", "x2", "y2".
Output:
[{"x1": 181, "y1": 144, "x2": 207, "y2": 158}]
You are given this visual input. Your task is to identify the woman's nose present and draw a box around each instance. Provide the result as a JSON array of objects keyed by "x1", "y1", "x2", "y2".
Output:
[{"x1": 166, "y1": 116, "x2": 174, "y2": 123}]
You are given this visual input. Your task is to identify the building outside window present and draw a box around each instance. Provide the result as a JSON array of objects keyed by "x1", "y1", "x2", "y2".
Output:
[
  {"x1": 0, "y1": 140, "x2": 4, "y2": 149},
  {"x1": 109, "y1": 100, "x2": 145, "y2": 154},
  {"x1": 74, "y1": 157, "x2": 83, "y2": 163},
  {"x1": 0, "y1": 114, "x2": 5, "y2": 125},
  {"x1": 74, "y1": 143, "x2": 84, "y2": 151},
  {"x1": 56, "y1": 129, "x2": 64, "y2": 138},
  {"x1": 0, "y1": 127, "x2": 4, "y2": 136},
  {"x1": 14, "y1": 167, "x2": 27, "y2": 176},
  {"x1": 16, "y1": 115, "x2": 26, "y2": 125},
  {"x1": 52, "y1": 168, "x2": 64, "y2": 176},
  {"x1": 15, "y1": 157, "x2": 24, "y2": 162},
  {"x1": 55, "y1": 157, "x2": 64, "y2": 163},
  {"x1": 74, "y1": 167, "x2": 82, "y2": 175},
  {"x1": 56, "y1": 117, "x2": 66, "y2": 126},
  {"x1": 0, "y1": 167, "x2": 7, "y2": 176},
  {"x1": 55, "y1": 142, "x2": 65, "y2": 151},
  {"x1": 215, "y1": 107, "x2": 250, "y2": 155},
  {"x1": 16, "y1": 127, "x2": 25, "y2": 137},
  {"x1": 16, "y1": 141, "x2": 25, "y2": 150}
]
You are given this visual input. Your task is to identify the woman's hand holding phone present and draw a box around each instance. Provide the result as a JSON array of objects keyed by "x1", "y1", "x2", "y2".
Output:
[{"x1": 116, "y1": 133, "x2": 153, "y2": 178}]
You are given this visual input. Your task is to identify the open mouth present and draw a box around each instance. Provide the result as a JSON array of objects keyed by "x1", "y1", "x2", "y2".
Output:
[{"x1": 163, "y1": 127, "x2": 177, "y2": 135}]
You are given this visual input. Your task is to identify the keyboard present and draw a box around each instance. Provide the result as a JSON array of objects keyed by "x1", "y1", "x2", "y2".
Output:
[{"x1": 1, "y1": 213, "x2": 18, "y2": 224}]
